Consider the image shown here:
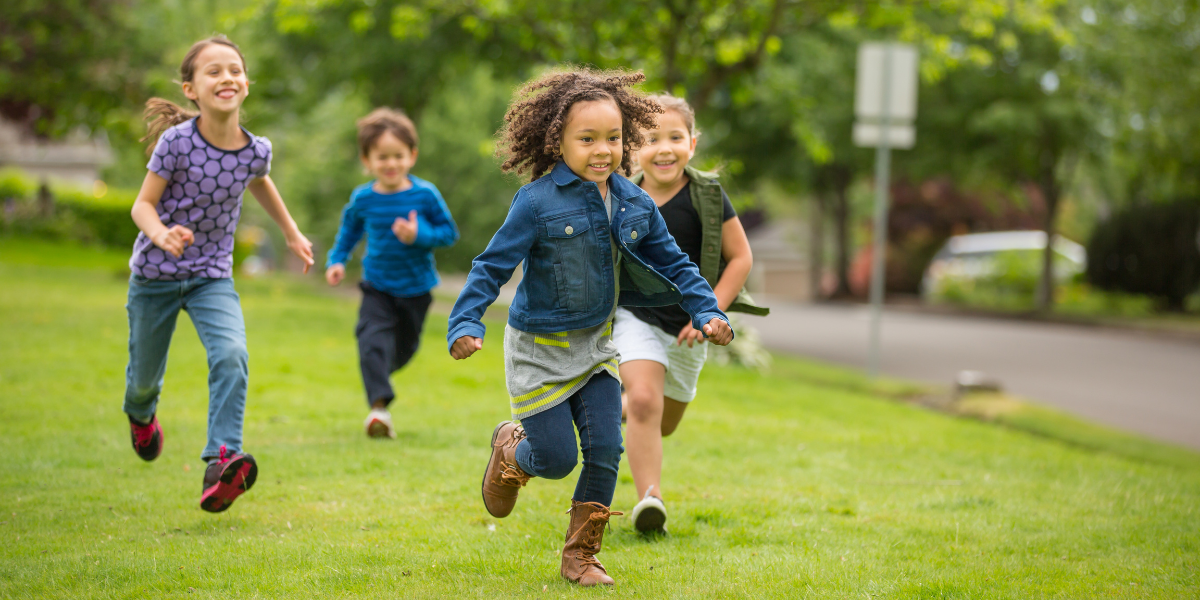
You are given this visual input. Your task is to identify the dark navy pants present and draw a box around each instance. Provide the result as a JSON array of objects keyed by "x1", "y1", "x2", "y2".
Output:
[
  {"x1": 356, "y1": 283, "x2": 432, "y2": 406},
  {"x1": 515, "y1": 372, "x2": 624, "y2": 506}
]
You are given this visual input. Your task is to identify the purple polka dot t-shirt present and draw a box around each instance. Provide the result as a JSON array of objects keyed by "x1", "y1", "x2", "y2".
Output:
[{"x1": 130, "y1": 118, "x2": 272, "y2": 280}]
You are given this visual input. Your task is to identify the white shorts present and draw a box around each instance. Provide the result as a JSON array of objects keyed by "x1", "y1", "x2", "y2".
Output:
[{"x1": 612, "y1": 307, "x2": 708, "y2": 403}]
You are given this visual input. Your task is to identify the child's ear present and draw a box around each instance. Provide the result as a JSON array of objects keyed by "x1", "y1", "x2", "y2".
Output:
[
  {"x1": 410, "y1": 148, "x2": 419, "y2": 164},
  {"x1": 182, "y1": 82, "x2": 198, "y2": 102},
  {"x1": 688, "y1": 132, "x2": 699, "y2": 157},
  {"x1": 359, "y1": 154, "x2": 372, "y2": 174}
]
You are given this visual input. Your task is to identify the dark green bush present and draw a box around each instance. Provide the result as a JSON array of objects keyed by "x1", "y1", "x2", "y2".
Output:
[
  {"x1": 1, "y1": 168, "x2": 140, "y2": 249},
  {"x1": 1085, "y1": 199, "x2": 1200, "y2": 311}
]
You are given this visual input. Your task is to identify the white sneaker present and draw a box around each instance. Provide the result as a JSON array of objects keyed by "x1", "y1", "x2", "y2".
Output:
[
  {"x1": 364, "y1": 408, "x2": 396, "y2": 439},
  {"x1": 631, "y1": 485, "x2": 667, "y2": 533}
]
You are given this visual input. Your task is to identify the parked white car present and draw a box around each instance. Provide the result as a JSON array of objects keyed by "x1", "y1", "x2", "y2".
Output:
[{"x1": 921, "y1": 231, "x2": 1087, "y2": 298}]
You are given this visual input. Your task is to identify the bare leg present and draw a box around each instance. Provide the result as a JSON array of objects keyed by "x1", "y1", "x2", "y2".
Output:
[
  {"x1": 660, "y1": 396, "x2": 689, "y2": 438},
  {"x1": 620, "y1": 359, "x2": 666, "y2": 501}
]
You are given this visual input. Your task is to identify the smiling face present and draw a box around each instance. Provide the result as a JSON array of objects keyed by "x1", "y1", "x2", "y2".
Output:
[
  {"x1": 558, "y1": 99, "x2": 624, "y2": 191},
  {"x1": 361, "y1": 131, "x2": 418, "y2": 192},
  {"x1": 182, "y1": 43, "x2": 249, "y2": 117},
  {"x1": 637, "y1": 109, "x2": 696, "y2": 188}
]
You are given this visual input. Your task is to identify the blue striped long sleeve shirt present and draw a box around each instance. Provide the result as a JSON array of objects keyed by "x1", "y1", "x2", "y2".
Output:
[{"x1": 326, "y1": 176, "x2": 459, "y2": 297}]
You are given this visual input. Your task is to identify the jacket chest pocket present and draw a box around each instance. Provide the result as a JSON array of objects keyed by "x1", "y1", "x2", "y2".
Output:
[
  {"x1": 545, "y1": 212, "x2": 594, "y2": 313},
  {"x1": 620, "y1": 216, "x2": 649, "y2": 250}
]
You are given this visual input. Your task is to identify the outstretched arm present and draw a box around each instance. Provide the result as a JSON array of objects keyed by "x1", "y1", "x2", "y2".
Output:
[
  {"x1": 446, "y1": 192, "x2": 537, "y2": 357},
  {"x1": 248, "y1": 175, "x2": 314, "y2": 273}
]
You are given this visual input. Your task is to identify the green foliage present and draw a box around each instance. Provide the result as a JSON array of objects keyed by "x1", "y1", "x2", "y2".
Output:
[
  {"x1": 1085, "y1": 199, "x2": 1200, "y2": 310},
  {"x1": 0, "y1": 0, "x2": 157, "y2": 136},
  {"x1": 930, "y1": 249, "x2": 1156, "y2": 317},
  {"x1": 0, "y1": 168, "x2": 139, "y2": 248}
]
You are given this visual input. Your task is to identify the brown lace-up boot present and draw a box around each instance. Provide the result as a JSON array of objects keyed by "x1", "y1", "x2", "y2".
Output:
[
  {"x1": 560, "y1": 500, "x2": 623, "y2": 586},
  {"x1": 481, "y1": 421, "x2": 533, "y2": 518}
]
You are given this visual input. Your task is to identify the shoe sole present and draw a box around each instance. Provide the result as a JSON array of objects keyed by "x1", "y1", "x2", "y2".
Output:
[
  {"x1": 200, "y1": 455, "x2": 258, "y2": 513},
  {"x1": 634, "y1": 504, "x2": 667, "y2": 533},
  {"x1": 482, "y1": 421, "x2": 514, "y2": 518},
  {"x1": 366, "y1": 419, "x2": 392, "y2": 438}
]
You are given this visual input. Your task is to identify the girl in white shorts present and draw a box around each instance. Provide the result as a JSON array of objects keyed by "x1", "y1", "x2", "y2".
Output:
[{"x1": 615, "y1": 94, "x2": 768, "y2": 534}]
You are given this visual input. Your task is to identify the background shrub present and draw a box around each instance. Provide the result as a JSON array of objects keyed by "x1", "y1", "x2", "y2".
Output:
[{"x1": 1086, "y1": 199, "x2": 1200, "y2": 311}]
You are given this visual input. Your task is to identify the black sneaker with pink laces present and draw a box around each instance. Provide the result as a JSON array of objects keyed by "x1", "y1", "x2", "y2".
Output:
[
  {"x1": 200, "y1": 445, "x2": 258, "y2": 513},
  {"x1": 128, "y1": 414, "x2": 163, "y2": 461}
]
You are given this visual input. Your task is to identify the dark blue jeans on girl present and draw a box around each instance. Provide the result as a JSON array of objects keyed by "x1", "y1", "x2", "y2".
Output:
[
  {"x1": 515, "y1": 371, "x2": 623, "y2": 506},
  {"x1": 124, "y1": 275, "x2": 247, "y2": 460}
]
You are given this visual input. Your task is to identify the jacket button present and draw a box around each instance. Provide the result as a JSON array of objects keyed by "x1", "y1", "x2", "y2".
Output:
[
  {"x1": 565, "y1": 225, "x2": 574, "y2": 235},
  {"x1": 708, "y1": 245, "x2": 715, "y2": 251},
  {"x1": 631, "y1": 230, "x2": 638, "y2": 239},
  {"x1": 709, "y1": 218, "x2": 716, "y2": 224},
  {"x1": 620, "y1": 207, "x2": 625, "y2": 211}
]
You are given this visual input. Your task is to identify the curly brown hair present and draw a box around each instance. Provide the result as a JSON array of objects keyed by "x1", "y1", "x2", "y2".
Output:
[{"x1": 497, "y1": 68, "x2": 662, "y2": 181}]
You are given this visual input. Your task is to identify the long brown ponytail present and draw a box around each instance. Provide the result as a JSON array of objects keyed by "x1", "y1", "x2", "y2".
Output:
[{"x1": 141, "y1": 35, "x2": 247, "y2": 155}]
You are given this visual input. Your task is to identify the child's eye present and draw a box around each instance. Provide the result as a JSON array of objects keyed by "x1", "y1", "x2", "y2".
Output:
[
  {"x1": 609, "y1": 135, "x2": 621, "y2": 142},
  {"x1": 580, "y1": 136, "x2": 593, "y2": 143}
]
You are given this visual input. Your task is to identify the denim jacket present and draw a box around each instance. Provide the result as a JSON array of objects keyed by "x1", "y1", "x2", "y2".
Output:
[{"x1": 447, "y1": 161, "x2": 731, "y2": 350}]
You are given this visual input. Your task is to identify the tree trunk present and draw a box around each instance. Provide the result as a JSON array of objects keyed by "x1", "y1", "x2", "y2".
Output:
[
  {"x1": 1036, "y1": 161, "x2": 1061, "y2": 313},
  {"x1": 809, "y1": 193, "x2": 826, "y2": 301}
]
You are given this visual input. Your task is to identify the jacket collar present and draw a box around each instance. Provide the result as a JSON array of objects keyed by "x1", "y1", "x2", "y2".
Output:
[
  {"x1": 550, "y1": 160, "x2": 580, "y2": 186},
  {"x1": 550, "y1": 160, "x2": 641, "y2": 201}
]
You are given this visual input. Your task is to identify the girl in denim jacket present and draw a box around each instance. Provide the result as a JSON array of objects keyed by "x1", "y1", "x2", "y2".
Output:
[{"x1": 447, "y1": 69, "x2": 732, "y2": 587}]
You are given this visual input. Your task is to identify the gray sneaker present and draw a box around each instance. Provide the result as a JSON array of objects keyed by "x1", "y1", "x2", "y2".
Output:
[{"x1": 631, "y1": 485, "x2": 667, "y2": 533}]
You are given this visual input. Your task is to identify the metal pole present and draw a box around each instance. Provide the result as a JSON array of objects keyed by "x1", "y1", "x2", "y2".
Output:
[{"x1": 867, "y1": 45, "x2": 893, "y2": 378}]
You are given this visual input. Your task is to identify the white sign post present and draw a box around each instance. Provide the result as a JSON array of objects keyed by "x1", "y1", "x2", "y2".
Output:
[{"x1": 853, "y1": 42, "x2": 918, "y2": 378}]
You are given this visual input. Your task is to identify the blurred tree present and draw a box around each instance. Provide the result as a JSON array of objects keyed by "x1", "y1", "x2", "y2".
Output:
[
  {"x1": 0, "y1": 0, "x2": 156, "y2": 137},
  {"x1": 1078, "y1": 0, "x2": 1200, "y2": 202}
]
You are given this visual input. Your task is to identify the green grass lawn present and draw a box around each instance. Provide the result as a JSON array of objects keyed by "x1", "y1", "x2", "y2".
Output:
[{"x1": 1, "y1": 236, "x2": 1198, "y2": 599}]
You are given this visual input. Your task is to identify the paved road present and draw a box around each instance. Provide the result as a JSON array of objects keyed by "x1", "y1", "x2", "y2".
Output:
[{"x1": 753, "y1": 299, "x2": 1200, "y2": 450}]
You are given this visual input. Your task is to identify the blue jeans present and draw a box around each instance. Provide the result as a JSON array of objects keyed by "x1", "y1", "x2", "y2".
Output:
[
  {"x1": 515, "y1": 372, "x2": 623, "y2": 506},
  {"x1": 124, "y1": 275, "x2": 248, "y2": 460}
]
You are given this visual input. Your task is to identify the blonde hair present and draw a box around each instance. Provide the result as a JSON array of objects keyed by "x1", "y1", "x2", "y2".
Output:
[{"x1": 647, "y1": 93, "x2": 697, "y2": 137}]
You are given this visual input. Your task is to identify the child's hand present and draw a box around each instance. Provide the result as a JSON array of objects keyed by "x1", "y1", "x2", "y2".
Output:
[
  {"x1": 325, "y1": 264, "x2": 345, "y2": 286},
  {"x1": 450, "y1": 335, "x2": 483, "y2": 360},
  {"x1": 286, "y1": 231, "x2": 315, "y2": 274},
  {"x1": 392, "y1": 210, "x2": 419, "y2": 245},
  {"x1": 676, "y1": 323, "x2": 706, "y2": 348},
  {"x1": 152, "y1": 225, "x2": 195, "y2": 258},
  {"x1": 702, "y1": 318, "x2": 733, "y2": 346}
]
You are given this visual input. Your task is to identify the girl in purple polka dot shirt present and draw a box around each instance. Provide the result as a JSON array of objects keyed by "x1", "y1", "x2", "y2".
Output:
[{"x1": 124, "y1": 35, "x2": 315, "y2": 513}]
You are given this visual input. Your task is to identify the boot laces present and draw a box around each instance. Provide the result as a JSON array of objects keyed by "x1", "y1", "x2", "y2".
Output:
[
  {"x1": 498, "y1": 462, "x2": 531, "y2": 487},
  {"x1": 571, "y1": 507, "x2": 623, "y2": 562}
]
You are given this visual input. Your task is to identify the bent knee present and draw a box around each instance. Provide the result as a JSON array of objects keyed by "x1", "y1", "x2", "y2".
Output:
[
  {"x1": 534, "y1": 448, "x2": 578, "y2": 480},
  {"x1": 660, "y1": 421, "x2": 680, "y2": 437}
]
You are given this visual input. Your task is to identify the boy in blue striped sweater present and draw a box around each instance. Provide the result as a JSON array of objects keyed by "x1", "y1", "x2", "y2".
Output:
[{"x1": 326, "y1": 108, "x2": 459, "y2": 438}]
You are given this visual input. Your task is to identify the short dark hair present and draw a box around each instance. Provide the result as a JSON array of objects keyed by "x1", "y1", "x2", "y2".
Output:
[{"x1": 357, "y1": 107, "x2": 419, "y2": 155}]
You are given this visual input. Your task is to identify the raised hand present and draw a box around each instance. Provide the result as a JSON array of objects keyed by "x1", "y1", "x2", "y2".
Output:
[
  {"x1": 392, "y1": 210, "x2": 419, "y2": 245},
  {"x1": 702, "y1": 317, "x2": 733, "y2": 346},
  {"x1": 450, "y1": 335, "x2": 483, "y2": 360},
  {"x1": 151, "y1": 225, "x2": 195, "y2": 258},
  {"x1": 325, "y1": 263, "x2": 345, "y2": 286}
]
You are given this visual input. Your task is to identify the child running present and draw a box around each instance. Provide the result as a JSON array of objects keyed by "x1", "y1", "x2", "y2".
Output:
[
  {"x1": 447, "y1": 69, "x2": 734, "y2": 587},
  {"x1": 616, "y1": 93, "x2": 768, "y2": 534},
  {"x1": 124, "y1": 35, "x2": 315, "y2": 512},
  {"x1": 325, "y1": 108, "x2": 459, "y2": 438}
]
